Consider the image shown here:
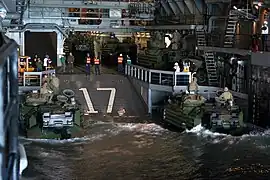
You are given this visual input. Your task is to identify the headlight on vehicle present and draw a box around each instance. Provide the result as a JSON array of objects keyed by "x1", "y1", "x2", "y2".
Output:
[
  {"x1": 43, "y1": 112, "x2": 50, "y2": 118},
  {"x1": 65, "y1": 112, "x2": 72, "y2": 117}
]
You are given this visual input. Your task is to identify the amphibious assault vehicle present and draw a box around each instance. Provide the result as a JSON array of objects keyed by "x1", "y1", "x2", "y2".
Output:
[
  {"x1": 19, "y1": 89, "x2": 83, "y2": 139},
  {"x1": 163, "y1": 92, "x2": 247, "y2": 135}
]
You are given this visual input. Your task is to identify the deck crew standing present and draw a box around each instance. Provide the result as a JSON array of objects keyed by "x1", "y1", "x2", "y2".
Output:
[
  {"x1": 261, "y1": 21, "x2": 268, "y2": 51},
  {"x1": 85, "y1": 53, "x2": 91, "y2": 76},
  {"x1": 67, "y1": 52, "x2": 75, "y2": 73},
  {"x1": 43, "y1": 55, "x2": 49, "y2": 71},
  {"x1": 94, "y1": 56, "x2": 101, "y2": 75},
  {"x1": 60, "y1": 55, "x2": 66, "y2": 73},
  {"x1": 117, "y1": 54, "x2": 124, "y2": 73},
  {"x1": 36, "y1": 58, "x2": 43, "y2": 72},
  {"x1": 127, "y1": 55, "x2": 132, "y2": 65},
  {"x1": 33, "y1": 54, "x2": 38, "y2": 70}
]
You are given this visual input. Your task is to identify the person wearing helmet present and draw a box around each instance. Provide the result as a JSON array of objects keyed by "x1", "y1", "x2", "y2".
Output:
[
  {"x1": 188, "y1": 77, "x2": 198, "y2": 94},
  {"x1": 261, "y1": 20, "x2": 268, "y2": 51},
  {"x1": 173, "y1": 62, "x2": 180, "y2": 72},
  {"x1": 94, "y1": 56, "x2": 101, "y2": 75},
  {"x1": 85, "y1": 53, "x2": 91, "y2": 76},
  {"x1": 219, "y1": 87, "x2": 233, "y2": 101},
  {"x1": 118, "y1": 54, "x2": 124, "y2": 73},
  {"x1": 127, "y1": 55, "x2": 131, "y2": 65}
]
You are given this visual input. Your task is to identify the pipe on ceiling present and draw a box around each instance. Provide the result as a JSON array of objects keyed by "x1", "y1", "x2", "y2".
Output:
[{"x1": 8, "y1": 23, "x2": 68, "y2": 37}]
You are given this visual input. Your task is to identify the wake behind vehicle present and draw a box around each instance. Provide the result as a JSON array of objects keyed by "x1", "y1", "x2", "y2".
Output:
[{"x1": 163, "y1": 91, "x2": 248, "y2": 135}]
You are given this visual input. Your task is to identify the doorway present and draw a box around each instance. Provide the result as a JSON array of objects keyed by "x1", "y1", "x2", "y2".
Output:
[{"x1": 24, "y1": 31, "x2": 57, "y2": 66}]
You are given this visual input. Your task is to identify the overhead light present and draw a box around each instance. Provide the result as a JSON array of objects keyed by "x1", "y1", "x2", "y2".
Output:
[{"x1": 233, "y1": 6, "x2": 237, "y2": 10}]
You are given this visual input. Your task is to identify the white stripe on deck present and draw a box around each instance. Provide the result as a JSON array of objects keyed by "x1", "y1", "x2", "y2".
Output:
[{"x1": 97, "y1": 88, "x2": 116, "y2": 113}]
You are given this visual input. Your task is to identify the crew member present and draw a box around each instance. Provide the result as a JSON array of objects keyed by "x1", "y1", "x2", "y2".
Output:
[
  {"x1": 183, "y1": 61, "x2": 190, "y2": 72},
  {"x1": 94, "y1": 56, "x2": 101, "y2": 75},
  {"x1": 67, "y1": 52, "x2": 75, "y2": 73},
  {"x1": 85, "y1": 53, "x2": 91, "y2": 76},
  {"x1": 173, "y1": 62, "x2": 180, "y2": 72},
  {"x1": 50, "y1": 73, "x2": 60, "y2": 94},
  {"x1": 127, "y1": 55, "x2": 132, "y2": 65},
  {"x1": 43, "y1": 55, "x2": 49, "y2": 71},
  {"x1": 40, "y1": 82, "x2": 50, "y2": 97},
  {"x1": 36, "y1": 58, "x2": 42, "y2": 72},
  {"x1": 33, "y1": 54, "x2": 38, "y2": 70},
  {"x1": 60, "y1": 54, "x2": 66, "y2": 73},
  {"x1": 188, "y1": 77, "x2": 198, "y2": 94},
  {"x1": 118, "y1": 54, "x2": 124, "y2": 73},
  {"x1": 261, "y1": 20, "x2": 268, "y2": 51},
  {"x1": 218, "y1": 87, "x2": 233, "y2": 101}
]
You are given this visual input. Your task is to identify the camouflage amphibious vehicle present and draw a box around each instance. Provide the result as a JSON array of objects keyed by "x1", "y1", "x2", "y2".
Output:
[
  {"x1": 20, "y1": 88, "x2": 83, "y2": 139},
  {"x1": 20, "y1": 73, "x2": 85, "y2": 139},
  {"x1": 163, "y1": 92, "x2": 246, "y2": 135}
]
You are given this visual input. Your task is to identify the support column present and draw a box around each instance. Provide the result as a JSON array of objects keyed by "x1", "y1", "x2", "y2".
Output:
[
  {"x1": 56, "y1": 31, "x2": 64, "y2": 67},
  {"x1": 148, "y1": 88, "x2": 152, "y2": 114},
  {"x1": 5, "y1": 32, "x2": 25, "y2": 56}
]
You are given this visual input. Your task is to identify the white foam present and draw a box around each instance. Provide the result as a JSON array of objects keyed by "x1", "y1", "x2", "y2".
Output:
[
  {"x1": 185, "y1": 124, "x2": 229, "y2": 138},
  {"x1": 19, "y1": 134, "x2": 106, "y2": 144},
  {"x1": 114, "y1": 123, "x2": 167, "y2": 135},
  {"x1": 242, "y1": 128, "x2": 270, "y2": 138}
]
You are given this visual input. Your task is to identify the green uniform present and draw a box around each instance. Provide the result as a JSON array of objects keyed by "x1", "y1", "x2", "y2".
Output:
[{"x1": 60, "y1": 56, "x2": 66, "y2": 72}]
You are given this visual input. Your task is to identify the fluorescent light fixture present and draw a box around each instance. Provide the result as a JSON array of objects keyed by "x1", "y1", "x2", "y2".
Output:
[{"x1": 233, "y1": 6, "x2": 237, "y2": 10}]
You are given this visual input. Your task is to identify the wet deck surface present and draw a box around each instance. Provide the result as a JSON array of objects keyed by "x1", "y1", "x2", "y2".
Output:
[{"x1": 58, "y1": 66, "x2": 148, "y2": 122}]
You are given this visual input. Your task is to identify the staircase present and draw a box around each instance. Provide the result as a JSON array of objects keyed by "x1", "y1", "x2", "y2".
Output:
[
  {"x1": 196, "y1": 28, "x2": 206, "y2": 46},
  {"x1": 223, "y1": 10, "x2": 238, "y2": 48},
  {"x1": 204, "y1": 51, "x2": 218, "y2": 86}
]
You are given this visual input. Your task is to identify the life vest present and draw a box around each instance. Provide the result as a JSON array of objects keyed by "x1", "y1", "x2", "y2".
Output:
[
  {"x1": 94, "y1": 58, "x2": 100, "y2": 65},
  {"x1": 183, "y1": 62, "x2": 190, "y2": 72},
  {"x1": 118, "y1": 56, "x2": 123, "y2": 64},
  {"x1": 86, "y1": 57, "x2": 91, "y2": 64}
]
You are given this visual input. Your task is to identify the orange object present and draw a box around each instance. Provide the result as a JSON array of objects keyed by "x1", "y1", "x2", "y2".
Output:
[
  {"x1": 86, "y1": 57, "x2": 91, "y2": 63},
  {"x1": 94, "y1": 58, "x2": 100, "y2": 65},
  {"x1": 118, "y1": 56, "x2": 123, "y2": 64}
]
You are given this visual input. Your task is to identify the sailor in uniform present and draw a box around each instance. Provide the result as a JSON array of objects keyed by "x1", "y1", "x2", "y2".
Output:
[
  {"x1": 173, "y1": 62, "x2": 180, "y2": 72},
  {"x1": 261, "y1": 20, "x2": 268, "y2": 51},
  {"x1": 188, "y1": 77, "x2": 199, "y2": 94},
  {"x1": 216, "y1": 87, "x2": 233, "y2": 106}
]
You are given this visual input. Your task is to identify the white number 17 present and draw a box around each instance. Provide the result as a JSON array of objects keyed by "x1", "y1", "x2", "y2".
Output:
[{"x1": 79, "y1": 88, "x2": 116, "y2": 114}]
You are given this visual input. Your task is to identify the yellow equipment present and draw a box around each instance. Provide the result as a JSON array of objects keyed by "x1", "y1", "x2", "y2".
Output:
[{"x1": 18, "y1": 56, "x2": 35, "y2": 73}]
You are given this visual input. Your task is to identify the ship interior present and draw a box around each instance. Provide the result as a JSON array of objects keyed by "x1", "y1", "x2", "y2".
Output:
[{"x1": 1, "y1": 0, "x2": 270, "y2": 178}]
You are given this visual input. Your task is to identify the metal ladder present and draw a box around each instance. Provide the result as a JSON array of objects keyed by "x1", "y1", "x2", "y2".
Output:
[
  {"x1": 224, "y1": 10, "x2": 238, "y2": 48},
  {"x1": 195, "y1": 28, "x2": 206, "y2": 46},
  {"x1": 204, "y1": 51, "x2": 218, "y2": 86}
]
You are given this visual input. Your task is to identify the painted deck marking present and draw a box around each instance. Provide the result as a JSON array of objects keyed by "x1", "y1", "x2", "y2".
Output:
[
  {"x1": 79, "y1": 88, "x2": 98, "y2": 114},
  {"x1": 97, "y1": 88, "x2": 116, "y2": 113}
]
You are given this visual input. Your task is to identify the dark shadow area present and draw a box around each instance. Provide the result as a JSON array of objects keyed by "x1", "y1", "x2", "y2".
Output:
[{"x1": 25, "y1": 31, "x2": 57, "y2": 66}]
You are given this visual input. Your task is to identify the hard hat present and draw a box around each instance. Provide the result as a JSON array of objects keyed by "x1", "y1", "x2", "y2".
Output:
[
  {"x1": 120, "y1": 54, "x2": 122, "y2": 56},
  {"x1": 264, "y1": 21, "x2": 268, "y2": 25},
  {"x1": 174, "y1": 62, "x2": 179, "y2": 66},
  {"x1": 224, "y1": 87, "x2": 229, "y2": 92}
]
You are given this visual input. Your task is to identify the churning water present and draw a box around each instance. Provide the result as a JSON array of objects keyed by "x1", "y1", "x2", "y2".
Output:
[{"x1": 21, "y1": 121, "x2": 270, "y2": 180}]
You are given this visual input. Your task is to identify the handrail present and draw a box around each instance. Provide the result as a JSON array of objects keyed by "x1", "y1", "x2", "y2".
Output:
[
  {"x1": 21, "y1": 69, "x2": 56, "y2": 87},
  {"x1": 125, "y1": 64, "x2": 192, "y2": 86},
  {"x1": 125, "y1": 64, "x2": 248, "y2": 100}
]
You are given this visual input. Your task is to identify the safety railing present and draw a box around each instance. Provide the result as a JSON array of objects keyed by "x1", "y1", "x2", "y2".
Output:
[
  {"x1": 125, "y1": 64, "x2": 193, "y2": 87},
  {"x1": 20, "y1": 69, "x2": 56, "y2": 87},
  {"x1": 125, "y1": 64, "x2": 248, "y2": 100}
]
